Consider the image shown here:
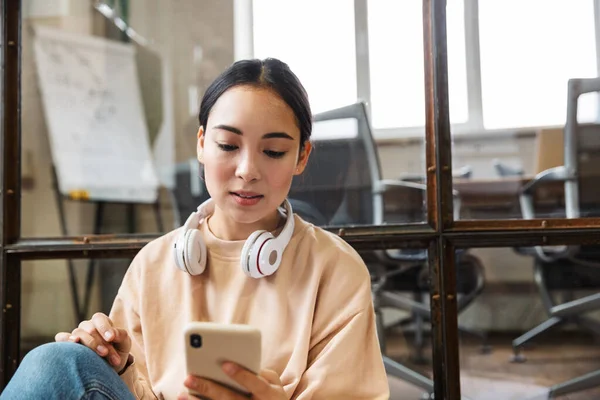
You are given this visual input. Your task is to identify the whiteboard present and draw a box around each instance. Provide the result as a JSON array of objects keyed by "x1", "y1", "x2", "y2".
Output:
[{"x1": 33, "y1": 26, "x2": 159, "y2": 203}]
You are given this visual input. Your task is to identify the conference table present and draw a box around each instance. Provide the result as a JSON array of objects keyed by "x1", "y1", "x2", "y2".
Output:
[{"x1": 382, "y1": 174, "x2": 600, "y2": 222}]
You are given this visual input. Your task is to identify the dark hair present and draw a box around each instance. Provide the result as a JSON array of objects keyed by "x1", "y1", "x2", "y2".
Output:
[{"x1": 198, "y1": 58, "x2": 312, "y2": 151}]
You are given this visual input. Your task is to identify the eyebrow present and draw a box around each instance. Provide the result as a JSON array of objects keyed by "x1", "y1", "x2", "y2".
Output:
[{"x1": 212, "y1": 124, "x2": 294, "y2": 140}]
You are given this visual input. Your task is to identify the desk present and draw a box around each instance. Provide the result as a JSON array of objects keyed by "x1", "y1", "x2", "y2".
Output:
[{"x1": 455, "y1": 175, "x2": 600, "y2": 219}]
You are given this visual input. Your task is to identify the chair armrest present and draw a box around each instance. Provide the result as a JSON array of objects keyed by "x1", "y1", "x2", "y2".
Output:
[
  {"x1": 518, "y1": 166, "x2": 576, "y2": 262},
  {"x1": 373, "y1": 179, "x2": 427, "y2": 193},
  {"x1": 520, "y1": 166, "x2": 572, "y2": 197},
  {"x1": 519, "y1": 166, "x2": 575, "y2": 219},
  {"x1": 384, "y1": 249, "x2": 428, "y2": 262}
]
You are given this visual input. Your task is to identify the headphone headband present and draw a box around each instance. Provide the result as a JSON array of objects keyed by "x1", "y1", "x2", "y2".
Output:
[
  {"x1": 174, "y1": 198, "x2": 294, "y2": 278},
  {"x1": 181, "y1": 198, "x2": 214, "y2": 232},
  {"x1": 275, "y1": 199, "x2": 294, "y2": 248}
]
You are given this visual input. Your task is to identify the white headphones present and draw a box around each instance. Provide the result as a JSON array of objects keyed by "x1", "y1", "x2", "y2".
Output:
[{"x1": 173, "y1": 198, "x2": 295, "y2": 278}]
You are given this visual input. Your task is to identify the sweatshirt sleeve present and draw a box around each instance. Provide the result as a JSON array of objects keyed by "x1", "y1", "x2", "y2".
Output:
[
  {"x1": 108, "y1": 254, "x2": 158, "y2": 400},
  {"x1": 292, "y1": 241, "x2": 390, "y2": 399}
]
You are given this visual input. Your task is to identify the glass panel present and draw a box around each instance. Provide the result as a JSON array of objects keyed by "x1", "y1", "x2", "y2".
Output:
[
  {"x1": 479, "y1": 0, "x2": 598, "y2": 129},
  {"x1": 21, "y1": 0, "x2": 427, "y2": 240},
  {"x1": 20, "y1": 257, "x2": 130, "y2": 352},
  {"x1": 17, "y1": 244, "x2": 430, "y2": 398},
  {"x1": 253, "y1": 0, "x2": 357, "y2": 114},
  {"x1": 362, "y1": 248, "x2": 434, "y2": 398},
  {"x1": 21, "y1": 0, "x2": 185, "y2": 237},
  {"x1": 454, "y1": 0, "x2": 600, "y2": 221},
  {"x1": 458, "y1": 247, "x2": 600, "y2": 399},
  {"x1": 367, "y1": 0, "x2": 468, "y2": 129},
  {"x1": 453, "y1": 123, "x2": 600, "y2": 220}
]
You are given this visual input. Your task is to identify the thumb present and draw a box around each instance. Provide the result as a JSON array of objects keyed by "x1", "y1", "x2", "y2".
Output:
[{"x1": 259, "y1": 369, "x2": 282, "y2": 385}]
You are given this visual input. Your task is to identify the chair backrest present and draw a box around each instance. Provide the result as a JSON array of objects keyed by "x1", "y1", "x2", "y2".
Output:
[
  {"x1": 170, "y1": 159, "x2": 210, "y2": 226},
  {"x1": 523, "y1": 78, "x2": 600, "y2": 262},
  {"x1": 563, "y1": 78, "x2": 600, "y2": 218},
  {"x1": 575, "y1": 123, "x2": 600, "y2": 218},
  {"x1": 525, "y1": 124, "x2": 600, "y2": 219},
  {"x1": 289, "y1": 102, "x2": 384, "y2": 226},
  {"x1": 524, "y1": 79, "x2": 600, "y2": 219}
]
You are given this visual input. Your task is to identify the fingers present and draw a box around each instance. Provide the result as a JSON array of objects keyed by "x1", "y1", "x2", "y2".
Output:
[
  {"x1": 91, "y1": 312, "x2": 115, "y2": 341},
  {"x1": 183, "y1": 375, "x2": 246, "y2": 400},
  {"x1": 75, "y1": 320, "x2": 112, "y2": 357},
  {"x1": 90, "y1": 313, "x2": 131, "y2": 354},
  {"x1": 55, "y1": 313, "x2": 130, "y2": 371},
  {"x1": 221, "y1": 363, "x2": 271, "y2": 398},
  {"x1": 74, "y1": 320, "x2": 121, "y2": 367},
  {"x1": 55, "y1": 331, "x2": 81, "y2": 343},
  {"x1": 110, "y1": 328, "x2": 132, "y2": 349}
]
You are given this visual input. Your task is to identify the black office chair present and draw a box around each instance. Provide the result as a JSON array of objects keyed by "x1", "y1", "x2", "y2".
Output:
[
  {"x1": 288, "y1": 102, "x2": 484, "y2": 398},
  {"x1": 510, "y1": 78, "x2": 600, "y2": 398}
]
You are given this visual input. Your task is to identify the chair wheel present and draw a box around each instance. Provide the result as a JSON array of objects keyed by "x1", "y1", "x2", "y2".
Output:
[
  {"x1": 420, "y1": 392, "x2": 434, "y2": 400},
  {"x1": 510, "y1": 352, "x2": 527, "y2": 363}
]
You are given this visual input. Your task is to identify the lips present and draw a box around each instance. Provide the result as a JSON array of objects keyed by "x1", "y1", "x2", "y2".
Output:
[
  {"x1": 231, "y1": 191, "x2": 263, "y2": 199},
  {"x1": 230, "y1": 191, "x2": 264, "y2": 206}
]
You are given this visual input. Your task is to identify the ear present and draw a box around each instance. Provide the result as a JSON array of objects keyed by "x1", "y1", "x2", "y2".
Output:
[
  {"x1": 294, "y1": 141, "x2": 312, "y2": 176},
  {"x1": 197, "y1": 126, "x2": 205, "y2": 164}
]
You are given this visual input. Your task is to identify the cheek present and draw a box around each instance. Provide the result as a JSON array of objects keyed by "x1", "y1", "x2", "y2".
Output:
[
  {"x1": 203, "y1": 154, "x2": 234, "y2": 186},
  {"x1": 267, "y1": 162, "x2": 297, "y2": 190}
]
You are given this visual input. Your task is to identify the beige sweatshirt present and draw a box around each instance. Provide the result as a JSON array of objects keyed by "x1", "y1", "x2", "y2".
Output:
[{"x1": 109, "y1": 214, "x2": 389, "y2": 399}]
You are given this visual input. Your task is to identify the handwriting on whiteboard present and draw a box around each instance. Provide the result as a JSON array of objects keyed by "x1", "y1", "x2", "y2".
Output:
[{"x1": 34, "y1": 26, "x2": 159, "y2": 203}]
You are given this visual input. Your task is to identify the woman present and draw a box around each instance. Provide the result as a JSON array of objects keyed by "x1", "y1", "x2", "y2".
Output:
[{"x1": 2, "y1": 58, "x2": 389, "y2": 399}]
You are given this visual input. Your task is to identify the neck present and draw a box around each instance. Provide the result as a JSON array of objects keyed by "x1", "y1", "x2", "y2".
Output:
[{"x1": 208, "y1": 207, "x2": 282, "y2": 241}]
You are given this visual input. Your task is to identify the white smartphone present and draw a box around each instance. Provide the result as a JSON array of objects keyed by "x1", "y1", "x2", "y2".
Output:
[{"x1": 184, "y1": 322, "x2": 262, "y2": 397}]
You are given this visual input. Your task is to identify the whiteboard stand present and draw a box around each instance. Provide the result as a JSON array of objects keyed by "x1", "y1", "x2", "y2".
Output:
[{"x1": 51, "y1": 165, "x2": 163, "y2": 323}]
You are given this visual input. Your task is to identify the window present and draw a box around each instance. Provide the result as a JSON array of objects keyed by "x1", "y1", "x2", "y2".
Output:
[
  {"x1": 252, "y1": 0, "x2": 357, "y2": 114},
  {"x1": 367, "y1": 0, "x2": 468, "y2": 129},
  {"x1": 249, "y1": 0, "x2": 599, "y2": 136},
  {"x1": 479, "y1": 0, "x2": 598, "y2": 129}
]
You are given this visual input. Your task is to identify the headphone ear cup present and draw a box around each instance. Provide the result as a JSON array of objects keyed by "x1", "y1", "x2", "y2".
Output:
[
  {"x1": 174, "y1": 229, "x2": 189, "y2": 273},
  {"x1": 256, "y1": 236, "x2": 282, "y2": 277},
  {"x1": 247, "y1": 232, "x2": 276, "y2": 279},
  {"x1": 240, "y1": 230, "x2": 267, "y2": 278},
  {"x1": 183, "y1": 229, "x2": 207, "y2": 275}
]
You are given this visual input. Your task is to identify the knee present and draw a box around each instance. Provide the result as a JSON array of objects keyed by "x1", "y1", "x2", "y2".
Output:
[{"x1": 22, "y1": 342, "x2": 102, "y2": 372}]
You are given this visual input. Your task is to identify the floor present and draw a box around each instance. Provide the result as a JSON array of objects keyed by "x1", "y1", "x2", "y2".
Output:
[{"x1": 385, "y1": 330, "x2": 600, "y2": 399}]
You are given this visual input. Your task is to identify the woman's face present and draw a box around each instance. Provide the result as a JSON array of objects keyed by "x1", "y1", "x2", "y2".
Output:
[{"x1": 197, "y1": 85, "x2": 311, "y2": 231}]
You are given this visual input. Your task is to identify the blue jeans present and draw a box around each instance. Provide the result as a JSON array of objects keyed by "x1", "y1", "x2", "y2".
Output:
[{"x1": 0, "y1": 342, "x2": 136, "y2": 400}]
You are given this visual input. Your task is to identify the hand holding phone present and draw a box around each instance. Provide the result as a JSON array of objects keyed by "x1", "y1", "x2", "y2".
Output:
[
  {"x1": 184, "y1": 322, "x2": 262, "y2": 397},
  {"x1": 181, "y1": 363, "x2": 287, "y2": 400}
]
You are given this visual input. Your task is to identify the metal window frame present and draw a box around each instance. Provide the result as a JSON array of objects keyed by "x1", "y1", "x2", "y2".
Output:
[{"x1": 4, "y1": 1, "x2": 600, "y2": 398}]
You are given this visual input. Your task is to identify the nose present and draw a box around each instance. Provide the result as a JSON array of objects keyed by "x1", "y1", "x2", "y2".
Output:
[{"x1": 235, "y1": 150, "x2": 261, "y2": 182}]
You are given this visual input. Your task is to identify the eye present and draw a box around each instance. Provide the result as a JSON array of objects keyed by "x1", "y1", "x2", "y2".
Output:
[
  {"x1": 217, "y1": 143, "x2": 238, "y2": 152},
  {"x1": 264, "y1": 150, "x2": 286, "y2": 159}
]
